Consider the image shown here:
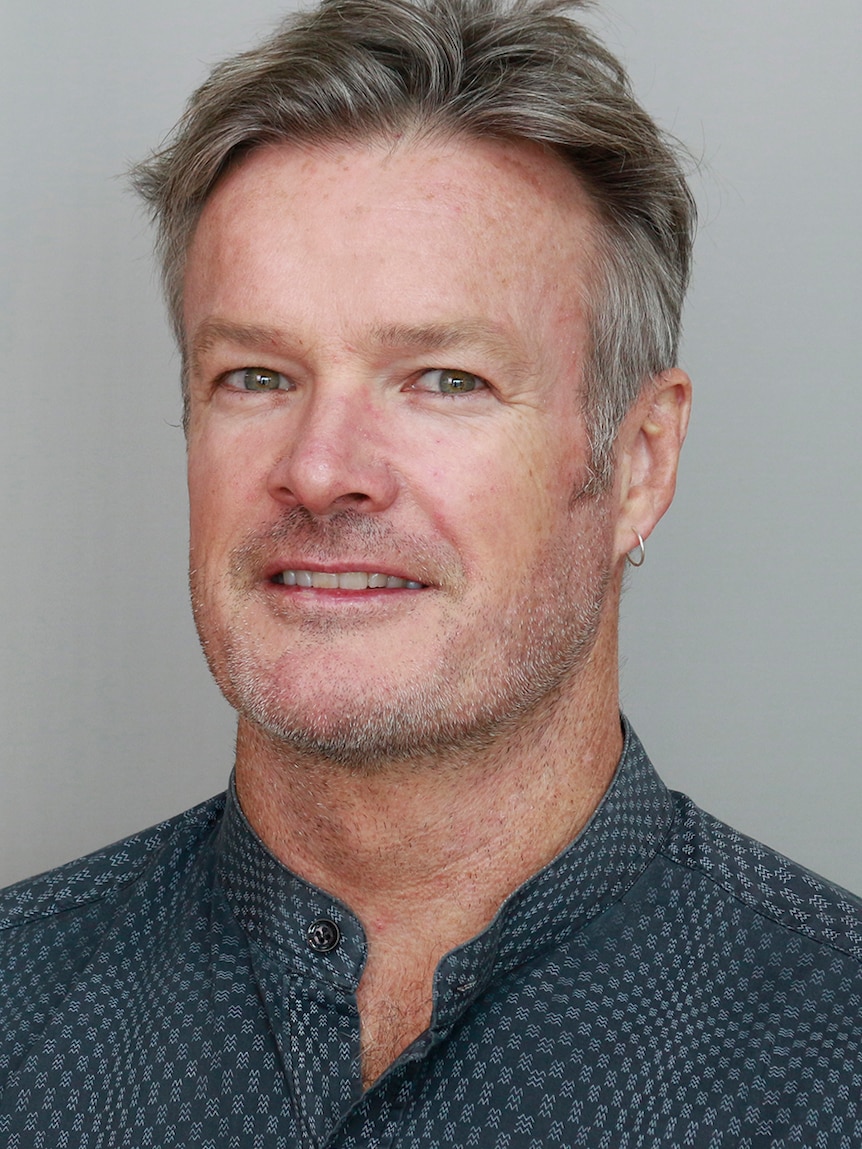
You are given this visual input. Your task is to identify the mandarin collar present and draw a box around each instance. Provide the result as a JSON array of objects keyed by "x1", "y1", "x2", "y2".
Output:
[{"x1": 215, "y1": 718, "x2": 673, "y2": 1011}]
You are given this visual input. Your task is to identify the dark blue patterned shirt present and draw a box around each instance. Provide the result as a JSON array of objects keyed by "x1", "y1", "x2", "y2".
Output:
[{"x1": 2, "y1": 722, "x2": 861, "y2": 1147}]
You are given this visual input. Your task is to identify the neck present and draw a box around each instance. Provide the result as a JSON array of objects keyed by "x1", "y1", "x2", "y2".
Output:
[{"x1": 234, "y1": 623, "x2": 622, "y2": 946}]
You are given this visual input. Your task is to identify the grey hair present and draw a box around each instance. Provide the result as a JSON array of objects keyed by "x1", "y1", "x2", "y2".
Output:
[{"x1": 132, "y1": 0, "x2": 696, "y2": 481}]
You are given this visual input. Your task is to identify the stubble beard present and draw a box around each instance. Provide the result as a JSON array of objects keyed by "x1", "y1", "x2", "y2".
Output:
[{"x1": 191, "y1": 501, "x2": 614, "y2": 773}]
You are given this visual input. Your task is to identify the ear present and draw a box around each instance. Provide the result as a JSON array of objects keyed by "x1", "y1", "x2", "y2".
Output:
[{"x1": 612, "y1": 368, "x2": 691, "y2": 562}]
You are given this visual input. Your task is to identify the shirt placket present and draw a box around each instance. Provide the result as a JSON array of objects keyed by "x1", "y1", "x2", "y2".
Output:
[
  {"x1": 244, "y1": 907, "x2": 369, "y2": 1148},
  {"x1": 283, "y1": 969, "x2": 363, "y2": 1147}
]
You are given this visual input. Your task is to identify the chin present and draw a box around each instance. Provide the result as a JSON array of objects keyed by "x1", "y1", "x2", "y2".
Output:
[
  {"x1": 221, "y1": 657, "x2": 505, "y2": 770},
  {"x1": 220, "y1": 603, "x2": 610, "y2": 773}
]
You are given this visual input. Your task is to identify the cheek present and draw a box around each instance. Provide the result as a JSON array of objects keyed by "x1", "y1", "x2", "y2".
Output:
[
  {"x1": 187, "y1": 429, "x2": 266, "y2": 556},
  {"x1": 501, "y1": 419, "x2": 578, "y2": 509},
  {"x1": 420, "y1": 421, "x2": 576, "y2": 571}
]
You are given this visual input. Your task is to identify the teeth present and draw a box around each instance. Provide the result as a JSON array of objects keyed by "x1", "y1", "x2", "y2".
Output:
[
  {"x1": 311, "y1": 571, "x2": 339, "y2": 589},
  {"x1": 338, "y1": 571, "x2": 369, "y2": 590},
  {"x1": 274, "y1": 569, "x2": 423, "y2": 590}
]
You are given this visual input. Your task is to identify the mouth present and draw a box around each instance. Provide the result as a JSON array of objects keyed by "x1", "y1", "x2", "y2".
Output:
[{"x1": 270, "y1": 568, "x2": 425, "y2": 591}]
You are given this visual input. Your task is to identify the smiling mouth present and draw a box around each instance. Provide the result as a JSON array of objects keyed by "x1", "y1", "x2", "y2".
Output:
[{"x1": 271, "y1": 569, "x2": 425, "y2": 590}]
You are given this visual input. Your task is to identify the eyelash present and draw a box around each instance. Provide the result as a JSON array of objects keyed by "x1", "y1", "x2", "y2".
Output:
[{"x1": 219, "y1": 365, "x2": 490, "y2": 397}]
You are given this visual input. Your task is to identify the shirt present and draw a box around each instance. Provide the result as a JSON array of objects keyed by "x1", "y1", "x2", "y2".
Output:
[{"x1": 2, "y1": 721, "x2": 861, "y2": 1148}]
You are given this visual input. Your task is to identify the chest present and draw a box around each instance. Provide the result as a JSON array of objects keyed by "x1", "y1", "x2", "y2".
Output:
[
  {"x1": 3, "y1": 948, "x2": 853, "y2": 1149},
  {"x1": 355, "y1": 950, "x2": 437, "y2": 1088}
]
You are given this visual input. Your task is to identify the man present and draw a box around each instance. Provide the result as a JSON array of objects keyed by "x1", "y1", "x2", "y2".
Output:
[{"x1": 1, "y1": 0, "x2": 860, "y2": 1144}]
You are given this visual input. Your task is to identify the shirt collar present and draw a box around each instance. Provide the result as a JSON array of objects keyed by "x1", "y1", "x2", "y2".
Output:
[
  {"x1": 215, "y1": 718, "x2": 673, "y2": 1009},
  {"x1": 215, "y1": 783, "x2": 368, "y2": 989},
  {"x1": 431, "y1": 717, "x2": 673, "y2": 1029}
]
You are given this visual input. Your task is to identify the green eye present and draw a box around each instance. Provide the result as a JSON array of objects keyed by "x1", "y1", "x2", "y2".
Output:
[
  {"x1": 439, "y1": 369, "x2": 478, "y2": 394},
  {"x1": 240, "y1": 367, "x2": 287, "y2": 391},
  {"x1": 420, "y1": 368, "x2": 485, "y2": 395}
]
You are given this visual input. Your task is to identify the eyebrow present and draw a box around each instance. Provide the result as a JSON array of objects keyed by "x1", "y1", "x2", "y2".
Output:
[
  {"x1": 372, "y1": 322, "x2": 535, "y2": 390},
  {"x1": 188, "y1": 317, "x2": 530, "y2": 377},
  {"x1": 368, "y1": 320, "x2": 517, "y2": 356},
  {"x1": 189, "y1": 320, "x2": 287, "y2": 375}
]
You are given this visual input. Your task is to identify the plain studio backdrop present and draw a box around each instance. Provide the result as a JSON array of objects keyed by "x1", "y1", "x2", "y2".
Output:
[{"x1": 1, "y1": 2, "x2": 859, "y2": 892}]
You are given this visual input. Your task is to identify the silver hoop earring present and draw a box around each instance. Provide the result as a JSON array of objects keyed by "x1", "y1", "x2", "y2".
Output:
[{"x1": 626, "y1": 530, "x2": 645, "y2": 568}]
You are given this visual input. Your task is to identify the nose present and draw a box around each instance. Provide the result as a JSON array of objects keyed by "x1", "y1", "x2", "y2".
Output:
[{"x1": 267, "y1": 384, "x2": 399, "y2": 516}]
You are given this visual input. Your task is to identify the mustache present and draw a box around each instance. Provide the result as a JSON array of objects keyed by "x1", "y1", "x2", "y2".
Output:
[{"x1": 228, "y1": 506, "x2": 461, "y2": 586}]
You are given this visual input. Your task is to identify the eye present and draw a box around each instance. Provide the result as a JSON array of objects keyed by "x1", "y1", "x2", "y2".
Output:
[
  {"x1": 224, "y1": 367, "x2": 291, "y2": 392},
  {"x1": 414, "y1": 368, "x2": 486, "y2": 396}
]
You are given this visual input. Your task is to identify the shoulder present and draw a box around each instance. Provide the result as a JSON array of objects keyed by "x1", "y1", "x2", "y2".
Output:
[
  {"x1": 0, "y1": 795, "x2": 228, "y2": 1086},
  {"x1": 660, "y1": 790, "x2": 862, "y2": 964},
  {"x1": 0, "y1": 794, "x2": 226, "y2": 933}
]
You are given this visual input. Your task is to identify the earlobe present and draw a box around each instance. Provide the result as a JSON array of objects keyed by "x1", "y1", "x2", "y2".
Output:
[{"x1": 613, "y1": 368, "x2": 691, "y2": 561}]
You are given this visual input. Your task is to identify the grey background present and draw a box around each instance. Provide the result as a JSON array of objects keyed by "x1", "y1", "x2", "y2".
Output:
[{"x1": 2, "y1": 1, "x2": 859, "y2": 890}]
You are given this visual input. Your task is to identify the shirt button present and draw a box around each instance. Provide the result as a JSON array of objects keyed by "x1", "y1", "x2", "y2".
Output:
[{"x1": 306, "y1": 918, "x2": 341, "y2": 954}]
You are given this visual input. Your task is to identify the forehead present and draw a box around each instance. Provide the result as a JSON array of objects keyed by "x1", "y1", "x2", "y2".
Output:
[{"x1": 183, "y1": 134, "x2": 600, "y2": 356}]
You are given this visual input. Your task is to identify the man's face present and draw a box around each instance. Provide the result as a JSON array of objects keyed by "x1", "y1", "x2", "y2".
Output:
[{"x1": 184, "y1": 136, "x2": 622, "y2": 766}]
